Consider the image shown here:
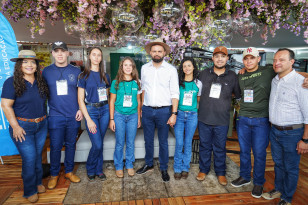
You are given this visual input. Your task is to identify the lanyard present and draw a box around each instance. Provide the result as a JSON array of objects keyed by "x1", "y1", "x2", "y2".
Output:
[
  {"x1": 58, "y1": 67, "x2": 67, "y2": 80},
  {"x1": 124, "y1": 81, "x2": 133, "y2": 95}
]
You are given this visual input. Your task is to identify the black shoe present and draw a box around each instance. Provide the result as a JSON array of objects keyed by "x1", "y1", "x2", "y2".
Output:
[
  {"x1": 87, "y1": 175, "x2": 95, "y2": 182},
  {"x1": 231, "y1": 176, "x2": 251, "y2": 187},
  {"x1": 278, "y1": 199, "x2": 291, "y2": 205},
  {"x1": 136, "y1": 164, "x2": 154, "y2": 175},
  {"x1": 251, "y1": 185, "x2": 263, "y2": 198},
  {"x1": 97, "y1": 173, "x2": 107, "y2": 181},
  {"x1": 161, "y1": 170, "x2": 170, "y2": 182}
]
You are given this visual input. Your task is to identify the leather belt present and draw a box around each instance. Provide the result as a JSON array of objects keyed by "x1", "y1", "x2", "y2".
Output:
[
  {"x1": 147, "y1": 106, "x2": 170, "y2": 109},
  {"x1": 17, "y1": 115, "x2": 46, "y2": 123},
  {"x1": 272, "y1": 124, "x2": 304, "y2": 131},
  {"x1": 85, "y1": 101, "x2": 108, "y2": 107}
]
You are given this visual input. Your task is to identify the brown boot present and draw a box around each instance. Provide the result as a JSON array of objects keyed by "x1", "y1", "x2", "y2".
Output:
[
  {"x1": 65, "y1": 172, "x2": 81, "y2": 183},
  {"x1": 196, "y1": 172, "x2": 206, "y2": 181},
  {"x1": 218, "y1": 175, "x2": 227, "y2": 186},
  {"x1": 48, "y1": 175, "x2": 59, "y2": 189},
  {"x1": 37, "y1": 184, "x2": 46, "y2": 193},
  {"x1": 27, "y1": 193, "x2": 38, "y2": 203},
  {"x1": 116, "y1": 170, "x2": 124, "y2": 178},
  {"x1": 127, "y1": 168, "x2": 135, "y2": 177}
]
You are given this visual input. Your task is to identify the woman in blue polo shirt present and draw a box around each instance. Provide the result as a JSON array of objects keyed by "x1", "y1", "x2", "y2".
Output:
[
  {"x1": 77, "y1": 47, "x2": 111, "y2": 181},
  {"x1": 109, "y1": 57, "x2": 142, "y2": 178},
  {"x1": 1, "y1": 50, "x2": 49, "y2": 203},
  {"x1": 173, "y1": 57, "x2": 202, "y2": 180}
]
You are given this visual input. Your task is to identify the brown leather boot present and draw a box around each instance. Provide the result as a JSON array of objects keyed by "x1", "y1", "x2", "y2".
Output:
[
  {"x1": 65, "y1": 172, "x2": 81, "y2": 183},
  {"x1": 196, "y1": 172, "x2": 206, "y2": 181},
  {"x1": 48, "y1": 175, "x2": 59, "y2": 189},
  {"x1": 27, "y1": 193, "x2": 38, "y2": 203},
  {"x1": 37, "y1": 184, "x2": 46, "y2": 193},
  {"x1": 218, "y1": 175, "x2": 227, "y2": 186}
]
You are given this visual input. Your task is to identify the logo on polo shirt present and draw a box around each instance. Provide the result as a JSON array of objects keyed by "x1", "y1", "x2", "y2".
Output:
[{"x1": 68, "y1": 74, "x2": 75, "y2": 82}]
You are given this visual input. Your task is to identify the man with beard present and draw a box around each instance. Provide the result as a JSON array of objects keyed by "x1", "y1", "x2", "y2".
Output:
[
  {"x1": 196, "y1": 46, "x2": 241, "y2": 186},
  {"x1": 136, "y1": 38, "x2": 179, "y2": 182}
]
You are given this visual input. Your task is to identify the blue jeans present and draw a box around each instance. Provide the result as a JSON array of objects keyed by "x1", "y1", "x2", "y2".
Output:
[
  {"x1": 85, "y1": 104, "x2": 109, "y2": 175},
  {"x1": 9, "y1": 119, "x2": 47, "y2": 197},
  {"x1": 237, "y1": 116, "x2": 270, "y2": 185},
  {"x1": 173, "y1": 110, "x2": 198, "y2": 173},
  {"x1": 48, "y1": 116, "x2": 80, "y2": 176},
  {"x1": 198, "y1": 121, "x2": 229, "y2": 176},
  {"x1": 269, "y1": 126, "x2": 303, "y2": 203},
  {"x1": 114, "y1": 111, "x2": 138, "y2": 170},
  {"x1": 142, "y1": 106, "x2": 171, "y2": 171}
]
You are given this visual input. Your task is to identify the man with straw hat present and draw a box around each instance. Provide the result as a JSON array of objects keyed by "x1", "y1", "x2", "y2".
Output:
[{"x1": 136, "y1": 38, "x2": 179, "y2": 182}]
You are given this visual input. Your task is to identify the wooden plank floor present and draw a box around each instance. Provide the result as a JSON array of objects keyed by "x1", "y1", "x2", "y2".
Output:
[{"x1": 1, "y1": 132, "x2": 308, "y2": 205}]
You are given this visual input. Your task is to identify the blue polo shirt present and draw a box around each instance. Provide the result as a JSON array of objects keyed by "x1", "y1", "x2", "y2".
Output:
[
  {"x1": 42, "y1": 64, "x2": 81, "y2": 117},
  {"x1": 77, "y1": 71, "x2": 111, "y2": 103},
  {"x1": 1, "y1": 77, "x2": 47, "y2": 118}
]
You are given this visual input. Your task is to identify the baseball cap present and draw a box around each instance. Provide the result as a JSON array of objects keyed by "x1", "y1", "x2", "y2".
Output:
[
  {"x1": 52, "y1": 41, "x2": 68, "y2": 51},
  {"x1": 213, "y1": 46, "x2": 228, "y2": 56},
  {"x1": 243, "y1": 47, "x2": 259, "y2": 58}
]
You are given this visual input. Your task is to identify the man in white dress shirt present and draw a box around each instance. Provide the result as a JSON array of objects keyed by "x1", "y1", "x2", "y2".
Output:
[
  {"x1": 262, "y1": 48, "x2": 308, "y2": 205},
  {"x1": 136, "y1": 39, "x2": 179, "y2": 182}
]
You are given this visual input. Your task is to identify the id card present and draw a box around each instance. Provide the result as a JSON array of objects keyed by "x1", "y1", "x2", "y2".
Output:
[
  {"x1": 56, "y1": 80, "x2": 68, "y2": 95},
  {"x1": 244, "y1": 89, "x2": 253, "y2": 103},
  {"x1": 183, "y1": 91, "x2": 193, "y2": 106},
  {"x1": 209, "y1": 83, "x2": 222, "y2": 99},
  {"x1": 98, "y1": 87, "x2": 107, "y2": 101},
  {"x1": 123, "y1": 95, "x2": 132, "y2": 107}
]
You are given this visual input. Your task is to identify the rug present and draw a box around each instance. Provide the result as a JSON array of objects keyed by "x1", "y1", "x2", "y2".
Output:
[{"x1": 64, "y1": 157, "x2": 254, "y2": 204}]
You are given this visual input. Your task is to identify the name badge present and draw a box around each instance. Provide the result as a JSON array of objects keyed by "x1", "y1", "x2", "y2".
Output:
[
  {"x1": 98, "y1": 87, "x2": 107, "y2": 102},
  {"x1": 123, "y1": 95, "x2": 132, "y2": 107},
  {"x1": 209, "y1": 83, "x2": 221, "y2": 99},
  {"x1": 183, "y1": 91, "x2": 193, "y2": 106},
  {"x1": 244, "y1": 89, "x2": 253, "y2": 103},
  {"x1": 56, "y1": 80, "x2": 68, "y2": 95}
]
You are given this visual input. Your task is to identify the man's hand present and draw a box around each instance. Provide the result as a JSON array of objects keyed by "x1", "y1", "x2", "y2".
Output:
[
  {"x1": 238, "y1": 67, "x2": 246, "y2": 75},
  {"x1": 303, "y1": 78, "x2": 308, "y2": 89},
  {"x1": 167, "y1": 114, "x2": 177, "y2": 128},
  {"x1": 75, "y1": 110, "x2": 83, "y2": 121},
  {"x1": 296, "y1": 140, "x2": 308, "y2": 154}
]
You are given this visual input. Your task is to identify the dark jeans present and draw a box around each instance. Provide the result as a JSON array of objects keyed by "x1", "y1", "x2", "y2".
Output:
[
  {"x1": 198, "y1": 121, "x2": 229, "y2": 176},
  {"x1": 142, "y1": 105, "x2": 171, "y2": 171},
  {"x1": 9, "y1": 119, "x2": 48, "y2": 197},
  {"x1": 85, "y1": 104, "x2": 109, "y2": 175},
  {"x1": 48, "y1": 116, "x2": 80, "y2": 176},
  {"x1": 269, "y1": 126, "x2": 304, "y2": 203},
  {"x1": 237, "y1": 116, "x2": 270, "y2": 185}
]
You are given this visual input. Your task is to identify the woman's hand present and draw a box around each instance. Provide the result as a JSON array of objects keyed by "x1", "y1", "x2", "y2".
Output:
[
  {"x1": 137, "y1": 118, "x2": 141, "y2": 128},
  {"x1": 13, "y1": 126, "x2": 26, "y2": 142},
  {"x1": 87, "y1": 119, "x2": 97, "y2": 134},
  {"x1": 109, "y1": 120, "x2": 115, "y2": 132}
]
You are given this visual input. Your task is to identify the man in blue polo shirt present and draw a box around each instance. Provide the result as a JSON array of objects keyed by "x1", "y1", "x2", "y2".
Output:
[{"x1": 42, "y1": 41, "x2": 83, "y2": 189}]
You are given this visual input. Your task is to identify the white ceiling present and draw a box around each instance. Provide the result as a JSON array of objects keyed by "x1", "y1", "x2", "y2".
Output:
[{"x1": 2, "y1": 12, "x2": 308, "y2": 49}]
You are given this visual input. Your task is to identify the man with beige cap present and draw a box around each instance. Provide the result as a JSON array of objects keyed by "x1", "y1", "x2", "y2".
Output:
[
  {"x1": 231, "y1": 47, "x2": 276, "y2": 198},
  {"x1": 136, "y1": 39, "x2": 179, "y2": 182},
  {"x1": 197, "y1": 46, "x2": 241, "y2": 185}
]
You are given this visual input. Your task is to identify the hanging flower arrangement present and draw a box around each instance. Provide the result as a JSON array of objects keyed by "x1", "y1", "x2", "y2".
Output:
[{"x1": 1, "y1": 0, "x2": 308, "y2": 54}]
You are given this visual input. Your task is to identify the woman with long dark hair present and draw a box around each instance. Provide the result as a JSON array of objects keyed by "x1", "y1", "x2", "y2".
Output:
[
  {"x1": 1, "y1": 50, "x2": 49, "y2": 203},
  {"x1": 173, "y1": 57, "x2": 202, "y2": 180},
  {"x1": 109, "y1": 57, "x2": 141, "y2": 177},
  {"x1": 77, "y1": 47, "x2": 110, "y2": 181}
]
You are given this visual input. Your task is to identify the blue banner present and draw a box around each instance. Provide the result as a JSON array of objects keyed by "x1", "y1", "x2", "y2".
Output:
[{"x1": 0, "y1": 12, "x2": 19, "y2": 156}]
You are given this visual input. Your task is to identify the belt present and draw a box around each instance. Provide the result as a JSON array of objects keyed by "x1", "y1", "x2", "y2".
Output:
[
  {"x1": 85, "y1": 101, "x2": 108, "y2": 107},
  {"x1": 17, "y1": 115, "x2": 46, "y2": 123},
  {"x1": 147, "y1": 105, "x2": 170, "y2": 109},
  {"x1": 272, "y1": 124, "x2": 304, "y2": 131}
]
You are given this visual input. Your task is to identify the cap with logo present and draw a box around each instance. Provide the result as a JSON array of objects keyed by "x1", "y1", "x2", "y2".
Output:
[
  {"x1": 213, "y1": 46, "x2": 228, "y2": 56},
  {"x1": 243, "y1": 47, "x2": 259, "y2": 58},
  {"x1": 52, "y1": 41, "x2": 68, "y2": 51}
]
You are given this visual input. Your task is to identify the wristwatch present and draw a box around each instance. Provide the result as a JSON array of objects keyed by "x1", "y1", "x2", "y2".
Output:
[
  {"x1": 171, "y1": 112, "x2": 178, "y2": 115},
  {"x1": 301, "y1": 138, "x2": 308, "y2": 144}
]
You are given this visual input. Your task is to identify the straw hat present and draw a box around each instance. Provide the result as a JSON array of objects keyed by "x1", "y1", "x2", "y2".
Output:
[
  {"x1": 10, "y1": 50, "x2": 44, "y2": 62},
  {"x1": 145, "y1": 38, "x2": 171, "y2": 55}
]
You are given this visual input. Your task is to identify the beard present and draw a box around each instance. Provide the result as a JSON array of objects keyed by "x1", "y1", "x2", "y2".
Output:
[
  {"x1": 214, "y1": 63, "x2": 226, "y2": 69},
  {"x1": 152, "y1": 56, "x2": 164, "y2": 63}
]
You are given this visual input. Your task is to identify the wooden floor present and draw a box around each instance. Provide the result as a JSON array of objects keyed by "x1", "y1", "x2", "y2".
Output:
[{"x1": 1, "y1": 132, "x2": 308, "y2": 205}]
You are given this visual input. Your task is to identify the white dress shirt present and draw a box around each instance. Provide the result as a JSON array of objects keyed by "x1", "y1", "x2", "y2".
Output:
[
  {"x1": 141, "y1": 60, "x2": 179, "y2": 107},
  {"x1": 269, "y1": 70, "x2": 308, "y2": 126}
]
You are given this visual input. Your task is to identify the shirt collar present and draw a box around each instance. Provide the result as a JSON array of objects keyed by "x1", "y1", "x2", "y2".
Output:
[
  {"x1": 209, "y1": 66, "x2": 229, "y2": 76},
  {"x1": 151, "y1": 60, "x2": 167, "y2": 69},
  {"x1": 274, "y1": 69, "x2": 295, "y2": 82}
]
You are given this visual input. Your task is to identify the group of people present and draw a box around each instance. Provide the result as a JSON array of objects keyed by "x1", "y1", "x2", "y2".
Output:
[{"x1": 1, "y1": 39, "x2": 308, "y2": 205}]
